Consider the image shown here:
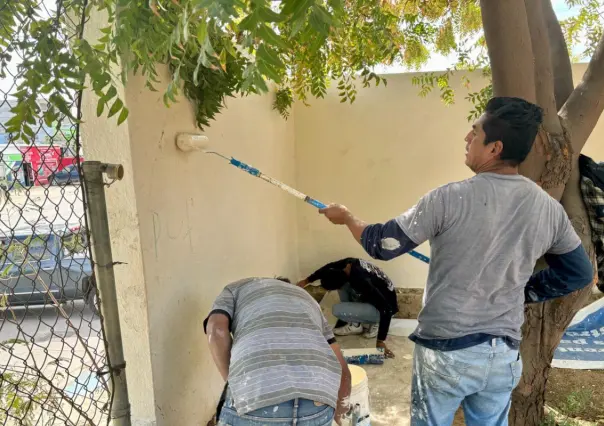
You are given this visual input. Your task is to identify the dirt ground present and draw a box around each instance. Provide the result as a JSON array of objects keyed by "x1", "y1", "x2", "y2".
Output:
[
  {"x1": 320, "y1": 291, "x2": 604, "y2": 426},
  {"x1": 546, "y1": 368, "x2": 604, "y2": 424},
  {"x1": 334, "y1": 340, "x2": 604, "y2": 426}
]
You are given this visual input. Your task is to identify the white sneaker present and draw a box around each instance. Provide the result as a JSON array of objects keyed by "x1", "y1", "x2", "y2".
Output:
[
  {"x1": 363, "y1": 324, "x2": 379, "y2": 339},
  {"x1": 333, "y1": 323, "x2": 363, "y2": 336}
]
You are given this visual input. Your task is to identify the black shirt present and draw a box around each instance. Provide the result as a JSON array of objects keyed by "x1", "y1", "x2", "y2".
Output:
[{"x1": 307, "y1": 258, "x2": 399, "y2": 341}]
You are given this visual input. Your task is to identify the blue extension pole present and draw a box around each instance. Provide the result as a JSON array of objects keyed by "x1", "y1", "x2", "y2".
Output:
[{"x1": 205, "y1": 151, "x2": 430, "y2": 264}]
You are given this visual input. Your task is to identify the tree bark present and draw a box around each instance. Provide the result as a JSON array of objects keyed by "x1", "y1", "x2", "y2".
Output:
[
  {"x1": 560, "y1": 33, "x2": 604, "y2": 152},
  {"x1": 525, "y1": 0, "x2": 560, "y2": 133},
  {"x1": 510, "y1": 159, "x2": 596, "y2": 426},
  {"x1": 479, "y1": 3, "x2": 604, "y2": 426},
  {"x1": 480, "y1": 0, "x2": 536, "y2": 102},
  {"x1": 522, "y1": 0, "x2": 568, "y2": 197},
  {"x1": 541, "y1": 0, "x2": 574, "y2": 110}
]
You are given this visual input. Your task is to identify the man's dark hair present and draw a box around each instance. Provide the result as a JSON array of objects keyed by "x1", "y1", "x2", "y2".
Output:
[
  {"x1": 275, "y1": 276, "x2": 291, "y2": 283},
  {"x1": 483, "y1": 97, "x2": 544, "y2": 166},
  {"x1": 320, "y1": 269, "x2": 348, "y2": 291}
]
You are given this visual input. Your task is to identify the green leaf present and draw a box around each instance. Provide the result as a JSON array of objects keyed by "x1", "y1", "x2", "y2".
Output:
[
  {"x1": 257, "y1": 60, "x2": 282, "y2": 83},
  {"x1": 117, "y1": 107, "x2": 129, "y2": 125},
  {"x1": 309, "y1": 6, "x2": 331, "y2": 35},
  {"x1": 257, "y1": 25, "x2": 288, "y2": 50},
  {"x1": 96, "y1": 98, "x2": 105, "y2": 117},
  {"x1": 219, "y1": 48, "x2": 227, "y2": 71},
  {"x1": 289, "y1": 18, "x2": 305, "y2": 37},
  {"x1": 196, "y1": 20, "x2": 208, "y2": 45},
  {"x1": 104, "y1": 86, "x2": 118, "y2": 102},
  {"x1": 182, "y1": 6, "x2": 189, "y2": 41},
  {"x1": 22, "y1": 124, "x2": 35, "y2": 139},
  {"x1": 257, "y1": 7, "x2": 283, "y2": 23},
  {"x1": 291, "y1": 0, "x2": 314, "y2": 21},
  {"x1": 239, "y1": 13, "x2": 258, "y2": 31},
  {"x1": 108, "y1": 98, "x2": 123, "y2": 118},
  {"x1": 257, "y1": 44, "x2": 283, "y2": 68},
  {"x1": 312, "y1": 5, "x2": 333, "y2": 26},
  {"x1": 253, "y1": 72, "x2": 269, "y2": 93},
  {"x1": 203, "y1": 36, "x2": 216, "y2": 56}
]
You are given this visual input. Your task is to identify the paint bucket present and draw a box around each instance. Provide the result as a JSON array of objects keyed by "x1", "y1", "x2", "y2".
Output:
[{"x1": 334, "y1": 365, "x2": 371, "y2": 426}]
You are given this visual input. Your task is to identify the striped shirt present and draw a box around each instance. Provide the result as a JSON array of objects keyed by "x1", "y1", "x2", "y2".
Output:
[{"x1": 203, "y1": 278, "x2": 342, "y2": 414}]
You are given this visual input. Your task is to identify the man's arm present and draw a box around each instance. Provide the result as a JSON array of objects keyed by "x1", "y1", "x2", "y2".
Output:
[
  {"x1": 525, "y1": 245, "x2": 593, "y2": 303},
  {"x1": 320, "y1": 189, "x2": 446, "y2": 260},
  {"x1": 330, "y1": 343, "x2": 351, "y2": 426},
  {"x1": 298, "y1": 258, "x2": 353, "y2": 287},
  {"x1": 206, "y1": 313, "x2": 233, "y2": 381},
  {"x1": 320, "y1": 205, "x2": 417, "y2": 259}
]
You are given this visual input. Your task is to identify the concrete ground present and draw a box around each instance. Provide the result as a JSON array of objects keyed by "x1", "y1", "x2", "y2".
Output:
[
  {"x1": 0, "y1": 301, "x2": 108, "y2": 424},
  {"x1": 0, "y1": 185, "x2": 83, "y2": 235},
  {"x1": 320, "y1": 291, "x2": 414, "y2": 426}
]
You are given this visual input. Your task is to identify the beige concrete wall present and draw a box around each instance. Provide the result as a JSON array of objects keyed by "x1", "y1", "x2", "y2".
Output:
[
  {"x1": 81, "y1": 11, "x2": 157, "y2": 426},
  {"x1": 294, "y1": 63, "x2": 604, "y2": 289},
  {"x1": 82, "y1": 41, "x2": 604, "y2": 424},
  {"x1": 122, "y1": 69, "x2": 299, "y2": 424}
]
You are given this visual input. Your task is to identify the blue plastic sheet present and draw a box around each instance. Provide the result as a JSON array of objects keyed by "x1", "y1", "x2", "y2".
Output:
[{"x1": 552, "y1": 297, "x2": 604, "y2": 369}]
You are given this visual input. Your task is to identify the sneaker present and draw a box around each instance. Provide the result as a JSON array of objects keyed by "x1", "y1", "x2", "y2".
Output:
[
  {"x1": 333, "y1": 323, "x2": 363, "y2": 336},
  {"x1": 363, "y1": 324, "x2": 379, "y2": 339}
]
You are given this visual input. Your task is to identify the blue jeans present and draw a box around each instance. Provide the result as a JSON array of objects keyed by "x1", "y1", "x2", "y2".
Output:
[
  {"x1": 411, "y1": 338, "x2": 523, "y2": 426},
  {"x1": 333, "y1": 283, "x2": 380, "y2": 324},
  {"x1": 218, "y1": 398, "x2": 335, "y2": 426}
]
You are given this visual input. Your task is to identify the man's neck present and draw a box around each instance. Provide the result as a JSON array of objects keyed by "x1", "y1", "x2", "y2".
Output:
[{"x1": 475, "y1": 163, "x2": 519, "y2": 175}]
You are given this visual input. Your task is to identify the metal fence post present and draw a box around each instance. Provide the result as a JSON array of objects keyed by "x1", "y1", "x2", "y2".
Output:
[{"x1": 83, "y1": 161, "x2": 131, "y2": 426}]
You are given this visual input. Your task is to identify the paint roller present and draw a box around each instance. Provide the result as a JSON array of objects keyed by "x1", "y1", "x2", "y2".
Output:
[{"x1": 176, "y1": 133, "x2": 430, "y2": 264}]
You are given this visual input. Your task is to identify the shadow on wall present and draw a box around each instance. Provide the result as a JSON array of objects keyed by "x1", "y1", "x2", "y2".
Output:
[{"x1": 155, "y1": 293, "x2": 209, "y2": 424}]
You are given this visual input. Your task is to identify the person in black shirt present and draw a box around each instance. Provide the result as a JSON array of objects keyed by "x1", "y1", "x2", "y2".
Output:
[{"x1": 298, "y1": 258, "x2": 398, "y2": 358}]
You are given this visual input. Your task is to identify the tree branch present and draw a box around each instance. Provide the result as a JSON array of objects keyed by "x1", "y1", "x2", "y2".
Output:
[
  {"x1": 480, "y1": 0, "x2": 536, "y2": 102},
  {"x1": 517, "y1": 0, "x2": 570, "y2": 194},
  {"x1": 560, "y1": 33, "x2": 604, "y2": 153},
  {"x1": 542, "y1": 0, "x2": 574, "y2": 110},
  {"x1": 524, "y1": 0, "x2": 562, "y2": 134}
]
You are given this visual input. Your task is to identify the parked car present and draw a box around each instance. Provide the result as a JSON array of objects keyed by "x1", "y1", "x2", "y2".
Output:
[
  {"x1": 48, "y1": 165, "x2": 80, "y2": 186},
  {"x1": 0, "y1": 228, "x2": 95, "y2": 311}
]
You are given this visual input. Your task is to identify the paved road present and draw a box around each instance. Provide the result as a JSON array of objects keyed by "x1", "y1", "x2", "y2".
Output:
[
  {"x1": 0, "y1": 185, "x2": 85, "y2": 236},
  {"x1": 0, "y1": 300, "x2": 100, "y2": 344}
]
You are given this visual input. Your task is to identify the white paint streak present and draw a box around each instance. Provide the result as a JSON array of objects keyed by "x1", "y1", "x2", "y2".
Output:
[{"x1": 381, "y1": 237, "x2": 401, "y2": 251}]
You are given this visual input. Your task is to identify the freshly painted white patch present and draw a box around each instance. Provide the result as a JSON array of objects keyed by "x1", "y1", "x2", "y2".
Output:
[{"x1": 381, "y1": 237, "x2": 401, "y2": 251}]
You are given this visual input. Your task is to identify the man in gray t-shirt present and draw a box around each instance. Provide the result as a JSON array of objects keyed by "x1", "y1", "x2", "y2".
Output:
[
  {"x1": 204, "y1": 277, "x2": 351, "y2": 425},
  {"x1": 318, "y1": 97, "x2": 593, "y2": 426}
]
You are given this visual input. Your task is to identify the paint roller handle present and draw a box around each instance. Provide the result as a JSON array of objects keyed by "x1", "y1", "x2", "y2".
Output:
[
  {"x1": 231, "y1": 157, "x2": 326, "y2": 210},
  {"x1": 306, "y1": 198, "x2": 326, "y2": 209},
  {"x1": 229, "y1": 158, "x2": 260, "y2": 176},
  {"x1": 228, "y1": 156, "x2": 431, "y2": 264}
]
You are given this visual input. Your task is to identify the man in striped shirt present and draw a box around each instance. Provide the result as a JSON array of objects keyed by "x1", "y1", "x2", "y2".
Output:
[{"x1": 204, "y1": 277, "x2": 351, "y2": 426}]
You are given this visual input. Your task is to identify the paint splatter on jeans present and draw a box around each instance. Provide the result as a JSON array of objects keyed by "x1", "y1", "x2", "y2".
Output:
[
  {"x1": 411, "y1": 338, "x2": 522, "y2": 426},
  {"x1": 218, "y1": 398, "x2": 335, "y2": 426}
]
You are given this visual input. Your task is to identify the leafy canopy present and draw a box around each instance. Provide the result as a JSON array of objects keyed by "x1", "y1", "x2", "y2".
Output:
[
  {"x1": 0, "y1": 0, "x2": 602, "y2": 138},
  {"x1": 1, "y1": 0, "x2": 482, "y2": 136}
]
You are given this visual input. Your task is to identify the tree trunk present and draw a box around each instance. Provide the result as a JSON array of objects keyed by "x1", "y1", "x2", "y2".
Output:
[{"x1": 480, "y1": 1, "x2": 604, "y2": 425}]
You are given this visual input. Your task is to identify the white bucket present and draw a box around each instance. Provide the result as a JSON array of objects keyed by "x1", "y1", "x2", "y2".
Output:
[{"x1": 334, "y1": 364, "x2": 371, "y2": 426}]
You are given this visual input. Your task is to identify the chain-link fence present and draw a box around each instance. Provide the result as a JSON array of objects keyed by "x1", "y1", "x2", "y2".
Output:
[{"x1": 0, "y1": 0, "x2": 113, "y2": 424}]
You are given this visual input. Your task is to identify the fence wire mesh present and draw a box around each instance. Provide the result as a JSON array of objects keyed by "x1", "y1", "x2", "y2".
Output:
[{"x1": 0, "y1": 0, "x2": 112, "y2": 424}]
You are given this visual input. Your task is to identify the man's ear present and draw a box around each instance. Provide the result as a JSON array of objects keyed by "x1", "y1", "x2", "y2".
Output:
[{"x1": 491, "y1": 140, "x2": 504, "y2": 157}]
